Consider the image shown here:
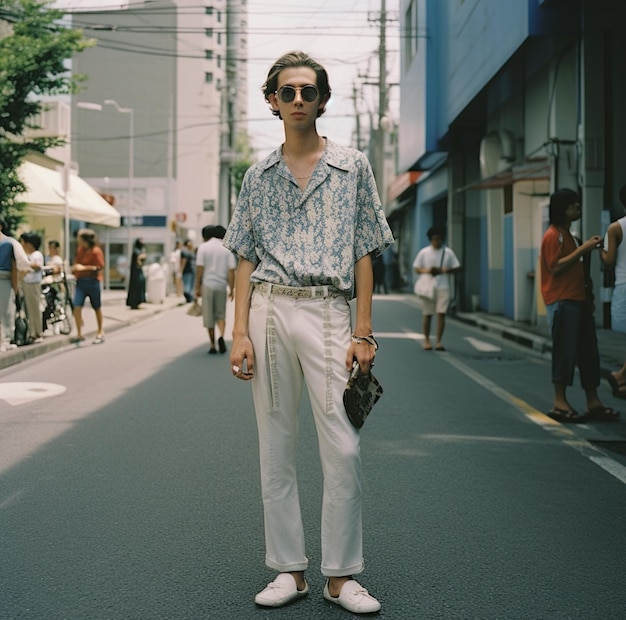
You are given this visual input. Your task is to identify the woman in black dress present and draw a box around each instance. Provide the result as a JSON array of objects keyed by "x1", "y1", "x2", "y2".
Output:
[{"x1": 126, "y1": 238, "x2": 147, "y2": 309}]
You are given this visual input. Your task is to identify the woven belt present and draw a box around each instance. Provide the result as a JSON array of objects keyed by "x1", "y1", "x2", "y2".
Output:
[{"x1": 254, "y1": 282, "x2": 344, "y2": 299}]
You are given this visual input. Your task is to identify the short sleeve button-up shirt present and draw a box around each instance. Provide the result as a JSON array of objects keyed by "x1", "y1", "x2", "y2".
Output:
[{"x1": 223, "y1": 139, "x2": 394, "y2": 296}]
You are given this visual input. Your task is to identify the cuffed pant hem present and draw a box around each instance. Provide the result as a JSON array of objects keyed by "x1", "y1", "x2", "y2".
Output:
[
  {"x1": 266, "y1": 558, "x2": 309, "y2": 573},
  {"x1": 321, "y1": 560, "x2": 365, "y2": 578}
]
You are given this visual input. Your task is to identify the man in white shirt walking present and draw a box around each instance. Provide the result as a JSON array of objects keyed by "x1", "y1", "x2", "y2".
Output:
[
  {"x1": 194, "y1": 225, "x2": 236, "y2": 354},
  {"x1": 413, "y1": 226, "x2": 461, "y2": 351}
]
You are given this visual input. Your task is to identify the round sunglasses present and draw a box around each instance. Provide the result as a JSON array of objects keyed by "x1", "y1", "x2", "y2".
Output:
[{"x1": 276, "y1": 84, "x2": 319, "y2": 103}]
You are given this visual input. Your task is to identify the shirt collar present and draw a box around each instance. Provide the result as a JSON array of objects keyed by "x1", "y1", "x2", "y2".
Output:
[{"x1": 262, "y1": 138, "x2": 351, "y2": 173}]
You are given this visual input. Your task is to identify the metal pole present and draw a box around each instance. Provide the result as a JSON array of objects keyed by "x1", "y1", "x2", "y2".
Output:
[
  {"x1": 103, "y1": 100, "x2": 134, "y2": 290},
  {"x1": 127, "y1": 109, "x2": 134, "y2": 292},
  {"x1": 63, "y1": 153, "x2": 70, "y2": 272},
  {"x1": 377, "y1": 0, "x2": 387, "y2": 200}
]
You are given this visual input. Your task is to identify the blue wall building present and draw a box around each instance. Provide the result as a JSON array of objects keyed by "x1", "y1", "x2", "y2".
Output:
[{"x1": 393, "y1": 0, "x2": 626, "y2": 330}]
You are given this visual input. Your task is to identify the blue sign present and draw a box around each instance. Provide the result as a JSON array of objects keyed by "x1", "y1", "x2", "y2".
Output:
[{"x1": 121, "y1": 216, "x2": 167, "y2": 227}]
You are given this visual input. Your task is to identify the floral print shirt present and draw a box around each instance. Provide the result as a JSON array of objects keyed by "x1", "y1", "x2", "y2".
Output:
[{"x1": 223, "y1": 139, "x2": 394, "y2": 296}]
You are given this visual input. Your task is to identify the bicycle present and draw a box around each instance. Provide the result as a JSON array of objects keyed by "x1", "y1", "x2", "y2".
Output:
[{"x1": 41, "y1": 266, "x2": 74, "y2": 336}]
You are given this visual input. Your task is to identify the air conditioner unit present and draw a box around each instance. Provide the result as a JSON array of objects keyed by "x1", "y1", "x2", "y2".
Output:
[{"x1": 479, "y1": 130, "x2": 516, "y2": 178}]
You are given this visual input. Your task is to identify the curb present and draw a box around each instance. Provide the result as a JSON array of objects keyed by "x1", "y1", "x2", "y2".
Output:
[
  {"x1": 454, "y1": 312, "x2": 551, "y2": 354},
  {"x1": 0, "y1": 300, "x2": 182, "y2": 371}
]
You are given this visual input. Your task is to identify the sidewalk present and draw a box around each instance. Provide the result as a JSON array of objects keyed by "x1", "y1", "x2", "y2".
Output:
[
  {"x1": 1, "y1": 292, "x2": 624, "y2": 379},
  {"x1": 0, "y1": 288, "x2": 187, "y2": 371},
  {"x1": 454, "y1": 309, "x2": 626, "y2": 379}
]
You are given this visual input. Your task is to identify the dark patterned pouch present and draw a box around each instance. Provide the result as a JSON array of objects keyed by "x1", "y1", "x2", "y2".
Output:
[{"x1": 343, "y1": 361, "x2": 383, "y2": 429}]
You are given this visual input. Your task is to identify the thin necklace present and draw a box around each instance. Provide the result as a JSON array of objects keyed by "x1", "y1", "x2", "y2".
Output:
[{"x1": 283, "y1": 137, "x2": 325, "y2": 180}]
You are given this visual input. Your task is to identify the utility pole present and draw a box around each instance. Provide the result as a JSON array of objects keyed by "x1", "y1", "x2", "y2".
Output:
[
  {"x1": 353, "y1": 83, "x2": 362, "y2": 151},
  {"x1": 368, "y1": 0, "x2": 388, "y2": 203},
  {"x1": 218, "y1": 0, "x2": 236, "y2": 228},
  {"x1": 378, "y1": 0, "x2": 387, "y2": 141}
]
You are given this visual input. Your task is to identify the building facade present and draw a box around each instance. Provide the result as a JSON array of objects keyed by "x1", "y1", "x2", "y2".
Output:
[
  {"x1": 395, "y1": 0, "x2": 626, "y2": 330},
  {"x1": 71, "y1": 0, "x2": 247, "y2": 286}
]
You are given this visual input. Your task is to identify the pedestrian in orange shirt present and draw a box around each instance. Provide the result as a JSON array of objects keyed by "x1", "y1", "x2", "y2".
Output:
[
  {"x1": 540, "y1": 189, "x2": 618, "y2": 422},
  {"x1": 71, "y1": 228, "x2": 105, "y2": 345}
]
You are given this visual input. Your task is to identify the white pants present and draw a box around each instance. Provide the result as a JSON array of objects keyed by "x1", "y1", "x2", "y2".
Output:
[
  {"x1": 22, "y1": 281, "x2": 42, "y2": 339},
  {"x1": 248, "y1": 288, "x2": 364, "y2": 577}
]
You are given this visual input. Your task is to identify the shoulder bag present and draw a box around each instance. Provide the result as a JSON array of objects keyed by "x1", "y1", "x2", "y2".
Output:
[
  {"x1": 14, "y1": 294, "x2": 29, "y2": 346},
  {"x1": 414, "y1": 247, "x2": 446, "y2": 300}
]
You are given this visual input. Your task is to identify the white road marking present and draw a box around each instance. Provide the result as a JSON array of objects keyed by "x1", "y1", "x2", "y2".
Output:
[
  {"x1": 0, "y1": 382, "x2": 66, "y2": 406},
  {"x1": 439, "y1": 349, "x2": 626, "y2": 487},
  {"x1": 377, "y1": 331, "x2": 424, "y2": 341},
  {"x1": 464, "y1": 336, "x2": 501, "y2": 352}
]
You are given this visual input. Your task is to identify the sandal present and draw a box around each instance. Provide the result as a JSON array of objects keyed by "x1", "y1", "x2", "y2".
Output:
[
  {"x1": 607, "y1": 374, "x2": 626, "y2": 400},
  {"x1": 584, "y1": 406, "x2": 620, "y2": 421},
  {"x1": 547, "y1": 407, "x2": 586, "y2": 423}
]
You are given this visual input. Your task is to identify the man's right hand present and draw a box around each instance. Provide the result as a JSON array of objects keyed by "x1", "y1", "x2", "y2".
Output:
[{"x1": 230, "y1": 335, "x2": 255, "y2": 380}]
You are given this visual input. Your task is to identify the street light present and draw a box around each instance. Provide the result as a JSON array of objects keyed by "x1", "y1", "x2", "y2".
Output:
[{"x1": 76, "y1": 99, "x2": 134, "y2": 290}]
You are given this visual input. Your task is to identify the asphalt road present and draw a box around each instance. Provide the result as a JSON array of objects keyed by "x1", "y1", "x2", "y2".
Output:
[{"x1": 1, "y1": 297, "x2": 625, "y2": 619}]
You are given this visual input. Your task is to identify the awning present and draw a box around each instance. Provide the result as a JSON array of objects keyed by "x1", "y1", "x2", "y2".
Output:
[
  {"x1": 387, "y1": 170, "x2": 422, "y2": 203},
  {"x1": 17, "y1": 161, "x2": 121, "y2": 227},
  {"x1": 456, "y1": 160, "x2": 551, "y2": 192}
]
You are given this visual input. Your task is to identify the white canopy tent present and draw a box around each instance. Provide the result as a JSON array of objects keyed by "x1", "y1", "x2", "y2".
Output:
[{"x1": 18, "y1": 160, "x2": 121, "y2": 228}]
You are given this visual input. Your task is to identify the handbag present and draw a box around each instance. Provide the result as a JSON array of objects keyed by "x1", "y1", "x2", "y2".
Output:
[
  {"x1": 186, "y1": 300, "x2": 202, "y2": 317},
  {"x1": 14, "y1": 294, "x2": 29, "y2": 346},
  {"x1": 343, "y1": 361, "x2": 384, "y2": 429},
  {"x1": 414, "y1": 246, "x2": 447, "y2": 301},
  {"x1": 414, "y1": 274, "x2": 435, "y2": 300}
]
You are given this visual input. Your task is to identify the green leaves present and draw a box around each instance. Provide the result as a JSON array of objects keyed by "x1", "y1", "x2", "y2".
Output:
[{"x1": 0, "y1": 0, "x2": 93, "y2": 229}]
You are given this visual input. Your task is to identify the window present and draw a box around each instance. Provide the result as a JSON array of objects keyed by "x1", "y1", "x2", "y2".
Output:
[
  {"x1": 205, "y1": 72, "x2": 213, "y2": 83},
  {"x1": 205, "y1": 27, "x2": 213, "y2": 37},
  {"x1": 217, "y1": 10, "x2": 222, "y2": 22},
  {"x1": 205, "y1": 50, "x2": 213, "y2": 59},
  {"x1": 205, "y1": 6, "x2": 213, "y2": 15}
]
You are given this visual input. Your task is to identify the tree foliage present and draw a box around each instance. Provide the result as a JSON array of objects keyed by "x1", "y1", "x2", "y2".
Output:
[
  {"x1": 231, "y1": 132, "x2": 256, "y2": 198},
  {"x1": 0, "y1": 0, "x2": 93, "y2": 231}
]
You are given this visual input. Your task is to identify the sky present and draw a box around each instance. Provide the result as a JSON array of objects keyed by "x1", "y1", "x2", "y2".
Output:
[
  {"x1": 243, "y1": 0, "x2": 400, "y2": 158},
  {"x1": 52, "y1": 0, "x2": 400, "y2": 159}
]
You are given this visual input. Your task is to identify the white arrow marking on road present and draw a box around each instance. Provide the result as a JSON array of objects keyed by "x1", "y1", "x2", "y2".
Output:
[
  {"x1": 464, "y1": 337, "x2": 501, "y2": 352},
  {"x1": 0, "y1": 382, "x2": 66, "y2": 406}
]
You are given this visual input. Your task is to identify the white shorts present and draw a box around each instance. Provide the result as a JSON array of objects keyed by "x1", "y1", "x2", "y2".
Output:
[{"x1": 421, "y1": 287, "x2": 450, "y2": 316}]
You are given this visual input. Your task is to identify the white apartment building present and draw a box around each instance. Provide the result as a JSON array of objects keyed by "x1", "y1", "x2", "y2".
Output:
[{"x1": 70, "y1": 0, "x2": 247, "y2": 287}]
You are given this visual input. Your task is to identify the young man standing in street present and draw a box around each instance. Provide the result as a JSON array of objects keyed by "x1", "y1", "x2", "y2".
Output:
[
  {"x1": 194, "y1": 225, "x2": 235, "y2": 354},
  {"x1": 540, "y1": 188, "x2": 618, "y2": 422},
  {"x1": 223, "y1": 51, "x2": 393, "y2": 614}
]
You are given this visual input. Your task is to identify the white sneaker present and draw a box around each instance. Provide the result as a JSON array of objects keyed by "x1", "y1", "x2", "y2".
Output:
[
  {"x1": 324, "y1": 579, "x2": 381, "y2": 614},
  {"x1": 254, "y1": 573, "x2": 309, "y2": 607}
]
